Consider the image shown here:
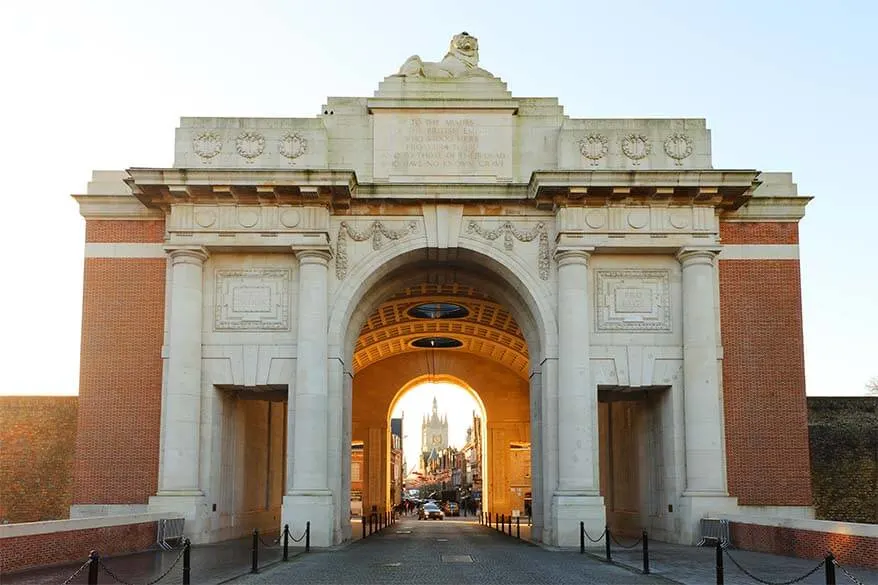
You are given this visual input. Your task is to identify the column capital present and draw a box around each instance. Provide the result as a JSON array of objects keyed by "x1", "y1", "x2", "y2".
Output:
[
  {"x1": 554, "y1": 246, "x2": 594, "y2": 267},
  {"x1": 293, "y1": 248, "x2": 333, "y2": 266},
  {"x1": 676, "y1": 246, "x2": 720, "y2": 267},
  {"x1": 165, "y1": 246, "x2": 209, "y2": 266}
]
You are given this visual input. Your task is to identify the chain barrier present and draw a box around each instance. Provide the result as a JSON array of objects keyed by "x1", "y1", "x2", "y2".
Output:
[
  {"x1": 833, "y1": 559, "x2": 867, "y2": 585},
  {"x1": 97, "y1": 546, "x2": 186, "y2": 585},
  {"x1": 60, "y1": 559, "x2": 91, "y2": 585},
  {"x1": 257, "y1": 531, "x2": 282, "y2": 548},
  {"x1": 609, "y1": 533, "x2": 644, "y2": 549},
  {"x1": 288, "y1": 528, "x2": 308, "y2": 543},
  {"x1": 722, "y1": 548, "x2": 825, "y2": 585},
  {"x1": 582, "y1": 526, "x2": 606, "y2": 543}
]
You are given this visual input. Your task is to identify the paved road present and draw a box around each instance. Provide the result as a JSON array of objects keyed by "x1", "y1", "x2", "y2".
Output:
[{"x1": 238, "y1": 517, "x2": 668, "y2": 585}]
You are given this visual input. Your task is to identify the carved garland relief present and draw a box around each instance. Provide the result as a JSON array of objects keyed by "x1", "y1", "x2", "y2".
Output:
[
  {"x1": 335, "y1": 220, "x2": 419, "y2": 279},
  {"x1": 215, "y1": 269, "x2": 291, "y2": 331},
  {"x1": 577, "y1": 133, "x2": 695, "y2": 166},
  {"x1": 466, "y1": 220, "x2": 550, "y2": 280},
  {"x1": 191, "y1": 131, "x2": 310, "y2": 164},
  {"x1": 595, "y1": 269, "x2": 670, "y2": 332}
]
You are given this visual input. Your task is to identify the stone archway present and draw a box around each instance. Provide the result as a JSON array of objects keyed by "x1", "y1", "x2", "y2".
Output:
[{"x1": 326, "y1": 243, "x2": 557, "y2": 545}]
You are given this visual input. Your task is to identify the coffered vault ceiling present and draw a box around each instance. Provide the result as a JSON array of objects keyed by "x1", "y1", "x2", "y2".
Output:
[{"x1": 353, "y1": 282, "x2": 529, "y2": 378}]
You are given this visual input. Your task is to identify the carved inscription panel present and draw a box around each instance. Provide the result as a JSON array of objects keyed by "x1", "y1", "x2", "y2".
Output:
[
  {"x1": 215, "y1": 269, "x2": 290, "y2": 331},
  {"x1": 373, "y1": 112, "x2": 513, "y2": 181},
  {"x1": 595, "y1": 270, "x2": 670, "y2": 332}
]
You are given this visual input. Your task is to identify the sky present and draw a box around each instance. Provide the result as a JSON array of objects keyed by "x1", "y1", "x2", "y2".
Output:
[
  {"x1": 0, "y1": 0, "x2": 875, "y2": 398},
  {"x1": 390, "y1": 382, "x2": 482, "y2": 473}
]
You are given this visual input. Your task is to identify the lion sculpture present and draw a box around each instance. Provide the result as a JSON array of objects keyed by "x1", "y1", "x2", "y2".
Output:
[{"x1": 395, "y1": 32, "x2": 493, "y2": 79}]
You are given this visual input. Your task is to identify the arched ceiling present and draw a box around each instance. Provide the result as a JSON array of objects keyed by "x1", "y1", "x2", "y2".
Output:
[{"x1": 353, "y1": 282, "x2": 529, "y2": 378}]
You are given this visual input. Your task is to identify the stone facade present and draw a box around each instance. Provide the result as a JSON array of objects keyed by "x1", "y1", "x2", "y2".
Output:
[{"x1": 71, "y1": 33, "x2": 814, "y2": 548}]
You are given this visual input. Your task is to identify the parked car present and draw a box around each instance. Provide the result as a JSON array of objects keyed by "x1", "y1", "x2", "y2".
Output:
[{"x1": 419, "y1": 502, "x2": 444, "y2": 520}]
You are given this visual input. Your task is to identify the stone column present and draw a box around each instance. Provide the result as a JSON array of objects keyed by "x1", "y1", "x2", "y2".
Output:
[
  {"x1": 158, "y1": 246, "x2": 209, "y2": 495},
  {"x1": 677, "y1": 247, "x2": 736, "y2": 541},
  {"x1": 552, "y1": 248, "x2": 605, "y2": 546},
  {"x1": 282, "y1": 248, "x2": 334, "y2": 547}
]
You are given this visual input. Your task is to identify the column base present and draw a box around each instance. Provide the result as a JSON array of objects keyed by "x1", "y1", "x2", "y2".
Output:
[
  {"x1": 678, "y1": 493, "x2": 739, "y2": 544},
  {"x1": 282, "y1": 492, "x2": 334, "y2": 548},
  {"x1": 551, "y1": 493, "x2": 606, "y2": 547},
  {"x1": 148, "y1": 493, "x2": 210, "y2": 543}
]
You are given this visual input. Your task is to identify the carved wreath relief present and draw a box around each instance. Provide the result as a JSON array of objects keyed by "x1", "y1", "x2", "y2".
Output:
[
  {"x1": 595, "y1": 269, "x2": 670, "y2": 332},
  {"x1": 663, "y1": 133, "x2": 693, "y2": 166},
  {"x1": 621, "y1": 134, "x2": 651, "y2": 165},
  {"x1": 235, "y1": 132, "x2": 265, "y2": 162},
  {"x1": 578, "y1": 134, "x2": 609, "y2": 166},
  {"x1": 193, "y1": 132, "x2": 223, "y2": 161},
  {"x1": 335, "y1": 220, "x2": 419, "y2": 279},
  {"x1": 466, "y1": 220, "x2": 550, "y2": 280},
  {"x1": 279, "y1": 132, "x2": 308, "y2": 161},
  {"x1": 215, "y1": 269, "x2": 291, "y2": 331}
]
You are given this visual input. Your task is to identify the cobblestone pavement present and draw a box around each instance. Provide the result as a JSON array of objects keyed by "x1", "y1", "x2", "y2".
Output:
[{"x1": 236, "y1": 518, "x2": 668, "y2": 585}]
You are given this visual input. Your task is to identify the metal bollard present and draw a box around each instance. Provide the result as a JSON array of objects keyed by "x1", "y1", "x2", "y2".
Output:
[
  {"x1": 516, "y1": 516, "x2": 520, "y2": 539},
  {"x1": 251, "y1": 529, "x2": 259, "y2": 573},
  {"x1": 715, "y1": 539, "x2": 723, "y2": 585},
  {"x1": 825, "y1": 553, "x2": 835, "y2": 585},
  {"x1": 580, "y1": 521, "x2": 585, "y2": 554},
  {"x1": 500, "y1": 513, "x2": 505, "y2": 532},
  {"x1": 362, "y1": 515, "x2": 366, "y2": 539},
  {"x1": 283, "y1": 525, "x2": 289, "y2": 561},
  {"x1": 305, "y1": 521, "x2": 311, "y2": 553},
  {"x1": 642, "y1": 530, "x2": 649, "y2": 574},
  {"x1": 369, "y1": 513, "x2": 373, "y2": 535},
  {"x1": 183, "y1": 538, "x2": 191, "y2": 584},
  {"x1": 605, "y1": 525, "x2": 611, "y2": 562},
  {"x1": 87, "y1": 550, "x2": 99, "y2": 585}
]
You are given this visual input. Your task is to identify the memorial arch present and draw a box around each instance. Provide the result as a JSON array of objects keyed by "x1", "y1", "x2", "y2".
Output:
[{"x1": 71, "y1": 32, "x2": 815, "y2": 549}]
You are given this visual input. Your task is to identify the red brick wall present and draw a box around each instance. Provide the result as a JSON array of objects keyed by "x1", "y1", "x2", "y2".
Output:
[
  {"x1": 0, "y1": 397, "x2": 78, "y2": 523},
  {"x1": 720, "y1": 221, "x2": 799, "y2": 244},
  {"x1": 731, "y1": 522, "x2": 878, "y2": 569},
  {"x1": 85, "y1": 219, "x2": 166, "y2": 243},
  {"x1": 719, "y1": 221, "x2": 811, "y2": 506},
  {"x1": 0, "y1": 522, "x2": 157, "y2": 574},
  {"x1": 73, "y1": 219, "x2": 166, "y2": 505}
]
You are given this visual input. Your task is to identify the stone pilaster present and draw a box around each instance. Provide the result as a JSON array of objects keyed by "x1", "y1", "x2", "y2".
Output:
[
  {"x1": 282, "y1": 248, "x2": 334, "y2": 547},
  {"x1": 149, "y1": 246, "x2": 209, "y2": 539},
  {"x1": 552, "y1": 248, "x2": 605, "y2": 546},
  {"x1": 676, "y1": 246, "x2": 737, "y2": 541},
  {"x1": 158, "y1": 246, "x2": 209, "y2": 495}
]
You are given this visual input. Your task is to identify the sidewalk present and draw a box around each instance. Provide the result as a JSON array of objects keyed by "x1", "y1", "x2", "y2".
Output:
[
  {"x1": 1, "y1": 534, "x2": 304, "y2": 585},
  {"x1": 584, "y1": 539, "x2": 878, "y2": 585}
]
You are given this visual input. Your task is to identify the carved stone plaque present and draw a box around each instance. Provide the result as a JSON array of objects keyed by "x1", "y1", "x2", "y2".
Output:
[
  {"x1": 215, "y1": 269, "x2": 290, "y2": 331},
  {"x1": 373, "y1": 112, "x2": 513, "y2": 181},
  {"x1": 595, "y1": 270, "x2": 670, "y2": 332}
]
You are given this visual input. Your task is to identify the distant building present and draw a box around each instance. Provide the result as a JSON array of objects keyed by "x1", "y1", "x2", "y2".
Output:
[
  {"x1": 390, "y1": 418, "x2": 403, "y2": 507},
  {"x1": 420, "y1": 396, "x2": 448, "y2": 472}
]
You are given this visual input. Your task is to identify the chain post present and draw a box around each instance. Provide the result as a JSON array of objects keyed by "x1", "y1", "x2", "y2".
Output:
[
  {"x1": 283, "y1": 524, "x2": 289, "y2": 561},
  {"x1": 642, "y1": 530, "x2": 649, "y2": 574},
  {"x1": 715, "y1": 539, "x2": 723, "y2": 585},
  {"x1": 825, "y1": 553, "x2": 835, "y2": 585},
  {"x1": 183, "y1": 538, "x2": 191, "y2": 585},
  {"x1": 580, "y1": 521, "x2": 585, "y2": 554},
  {"x1": 605, "y1": 525, "x2": 611, "y2": 562},
  {"x1": 87, "y1": 550, "x2": 99, "y2": 585},
  {"x1": 516, "y1": 516, "x2": 520, "y2": 539},
  {"x1": 305, "y1": 521, "x2": 311, "y2": 553},
  {"x1": 251, "y1": 529, "x2": 259, "y2": 573}
]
